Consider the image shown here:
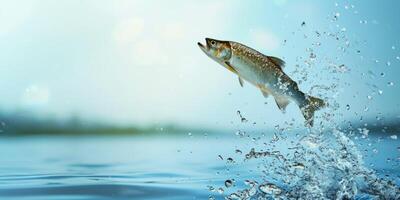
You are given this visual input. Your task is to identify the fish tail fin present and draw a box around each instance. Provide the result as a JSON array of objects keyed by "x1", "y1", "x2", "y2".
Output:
[{"x1": 300, "y1": 95, "x2": 326, "y2": 127}]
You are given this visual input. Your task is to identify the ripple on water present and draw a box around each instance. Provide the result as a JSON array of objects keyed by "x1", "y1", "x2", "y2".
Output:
[{"x1": 0, "y1": 184, "x2": 206, "y2": 200}]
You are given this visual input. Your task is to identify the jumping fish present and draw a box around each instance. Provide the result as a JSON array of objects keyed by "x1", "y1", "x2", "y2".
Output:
[{"x1": 197, "y1": 38, "x2": 325, "y2": 126}]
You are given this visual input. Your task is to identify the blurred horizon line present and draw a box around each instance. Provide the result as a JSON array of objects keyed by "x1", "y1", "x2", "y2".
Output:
[{"x1": 0, "y1": 109, "x2": 399, "y2": 136}]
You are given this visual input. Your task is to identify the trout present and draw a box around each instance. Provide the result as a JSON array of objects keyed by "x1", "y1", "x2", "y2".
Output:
[{"x1": 197, "y1": 38, "x2": 325, "y2": 126}]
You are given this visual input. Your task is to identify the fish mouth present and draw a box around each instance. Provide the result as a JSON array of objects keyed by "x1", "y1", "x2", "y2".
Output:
[
  {"x1": 197, "y1": 42, "x2": 206, "y2": 49},
  {"x1": 197, "y1": 39, "x2": 209, "y2": 52}
]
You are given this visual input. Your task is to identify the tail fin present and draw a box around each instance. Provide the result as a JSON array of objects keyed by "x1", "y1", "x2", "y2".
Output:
[{"x1": 300, "y1": 95, "x2": 325, "y2": 126}]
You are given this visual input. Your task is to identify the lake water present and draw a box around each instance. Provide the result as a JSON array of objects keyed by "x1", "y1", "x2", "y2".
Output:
[{"x1": 0, "y1": 130, "x2": 399, "y2": 200}]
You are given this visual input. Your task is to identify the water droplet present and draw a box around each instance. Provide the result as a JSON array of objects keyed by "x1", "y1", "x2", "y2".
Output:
[
  {"x1": 235, "y1": 130, "x2": 246, "y2": 137},
  {"x1": 248, "y1": 186, "x2": 257, "y2": 196},
  {"x1": 291, "y1": 162, "x2": 305, "y2": 170},
  {"x1": 235, "y1": 149, "x2": 242, "y2": 154},
  {"x1": 188, "y1": 132, "x2": 192, "y2": 136},
  {"x1": 380, "y1": 72, "x2": 385, "y2": 77},
  {"x1": 208, "y1": 195, "x2": 215, "y2": 200},
  {"x1": 341, "y1": 27, "x2": 346, "y2": 32},
  {"x1": 372, "y1": 148, "x2": 378, "y2": 154},
  {"x1": 367, "y1": 95, "x2": 372, "y2": 100},
  {"x1": 207, "y1": 185, "x2": 215, "y2": 192},
  {"x1": 225, "y1": 179, "x2": 234, "y2": 188},
  {"x1": 392, "y1": 46, "x2": 396, "y2": 50},
  {"x1": 227, "y1": 193, "x2": 240, "y2": 199},
  {"x1": 359, "y1": 128, "x2": 369, "y2": 137},
  {"x1": 217, "y1": 187, "x2": 224, "y2": 194},
  {"x1": 387, "y1": 61, "x2": 391, "y2": 66},
  {"x1": 244, "y1": 180, "x2": 258, "y2": 187},
  {"x1": 237, "y1": 110, "x2": 248, "y2": 123},
  {"x1": 387, "y1": 82, "x2": 394, "y2": 86},
  {"x1": 346, "y1": 104, "x2": 350, "y2": 110},
  {"x1": 310, "y1": 53, "x2": 316, "y2": 59},
  {"x1": 337, "y1": 64, "x2": 350, "y2": 73},
  {"x1": 227, "y1": 157, "x2": 234, "y2": 163},
  {"x1": 396, "y1": 56, "x2": 400, "y2": 60},
  {"x1": 390, "y1": 135, "x2": 397, "y2": 140},
  {"x1": 378, "y1": 90, "x2": 383, "y2": 95},
  {"x1": 259, "y1": 183, "x2": 282, "y2": 195},
  {"x1": 218, "y1": 155, "x2": 223, "y2": 160}
]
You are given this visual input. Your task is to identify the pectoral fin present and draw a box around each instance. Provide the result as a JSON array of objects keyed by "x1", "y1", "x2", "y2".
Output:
[
  {"x1": 274, "y1": 95, "x2": 290, "y2": 113},
  {"x1": 238, "y1": 77, "x2": 244, "y2": 87},
  {"x1": 224, "y1": 61, "x2": 238, "y2": 75}
]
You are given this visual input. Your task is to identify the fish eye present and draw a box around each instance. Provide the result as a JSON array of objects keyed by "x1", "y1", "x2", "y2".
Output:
[{"x1": 211, "y1": 40, "x2": 216, "y2": 45}]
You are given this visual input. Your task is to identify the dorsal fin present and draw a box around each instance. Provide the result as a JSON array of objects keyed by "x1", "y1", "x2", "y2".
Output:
[{"x1": 268, "y1": 56, "x2": 285, "y2": 69}]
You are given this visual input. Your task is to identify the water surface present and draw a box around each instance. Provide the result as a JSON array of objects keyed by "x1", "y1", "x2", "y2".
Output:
[{"x1": 0, "y1": 131, "x2": 398, "y2": 199}]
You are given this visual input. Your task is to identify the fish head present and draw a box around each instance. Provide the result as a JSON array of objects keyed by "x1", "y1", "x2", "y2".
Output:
[{"x1": 198, "y1": 38, "x2": 232, "y2": 62}]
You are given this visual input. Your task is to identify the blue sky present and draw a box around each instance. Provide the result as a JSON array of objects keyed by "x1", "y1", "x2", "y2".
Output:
[{"x1": 0, "y1": 0, "x2": 399, "y2": 129}]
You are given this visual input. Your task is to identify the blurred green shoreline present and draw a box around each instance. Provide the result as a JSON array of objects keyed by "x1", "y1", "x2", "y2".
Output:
[
  {"x1": 0, "y1": 111, "x2": 217, "y2": 137},
  {"x1": 0, "y1": 111, "x2": 399, "y2": 136}
]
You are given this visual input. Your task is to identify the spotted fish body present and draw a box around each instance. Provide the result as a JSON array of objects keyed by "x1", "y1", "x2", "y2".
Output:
[
  {"x1": 230, "y1": 42, "x2": 290, "y2": 93},
  {"x1": 198, "y1": 38, "x2": 325, "y2": 126},
  {"x1": 229, "y1": 42, "x2": 305, "y2": 105}
]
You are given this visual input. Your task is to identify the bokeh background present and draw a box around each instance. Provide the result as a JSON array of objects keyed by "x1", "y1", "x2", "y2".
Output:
[
  {"x1": 1, "y1": 1, "x2": 399, "y2": 199},
  {"x1": 1, "y1": 0, "x2": 399, "y2": 133}
]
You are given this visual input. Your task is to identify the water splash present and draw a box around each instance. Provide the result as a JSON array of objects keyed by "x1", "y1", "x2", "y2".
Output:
[{"x1": 224, "y1": 130, "x2": 399, "y2": 199}]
